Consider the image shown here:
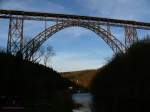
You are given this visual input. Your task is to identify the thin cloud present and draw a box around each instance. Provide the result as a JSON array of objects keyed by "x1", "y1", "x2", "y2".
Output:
[
  {"x1": 82, "y1": 0, "x2": 150, "y2": 21},
  {"x1": 0, "y1": 0, "x2": 66, "y2": 13},
  {"x1": 49, "y1": 51, "x2": 110, "y2": 72},
  {"x1": 0, "y1": 0, "x2": 149, "y2": 72},
  {"x1": 51, "y1": 52, "x2": 106, "y2": 72}
]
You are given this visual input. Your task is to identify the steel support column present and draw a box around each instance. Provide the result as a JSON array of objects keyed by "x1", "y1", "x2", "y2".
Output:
[
  {"x1": 7, "y1": 18, "x2": 24, "y2": 55},
  {"x1": 124, "y1": 26, "x2": 138, "y2": 47},
  {"x1": 107, "y1": 24, "x2": 111, "y2": 36}
]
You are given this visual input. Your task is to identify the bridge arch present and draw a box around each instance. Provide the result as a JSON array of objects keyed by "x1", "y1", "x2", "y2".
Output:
[{"x1": 22, "y1": 21, "x2": 126, "y2": 59}]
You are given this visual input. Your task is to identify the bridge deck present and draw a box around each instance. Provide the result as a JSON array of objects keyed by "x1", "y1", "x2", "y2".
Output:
[{"x1": 0, "y1": 9, "x2": 150, "y2": 29}]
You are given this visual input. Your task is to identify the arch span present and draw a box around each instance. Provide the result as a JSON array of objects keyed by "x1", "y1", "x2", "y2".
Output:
[{"x1": 22, "y1": 21, "x2": 126, "y2": 59}]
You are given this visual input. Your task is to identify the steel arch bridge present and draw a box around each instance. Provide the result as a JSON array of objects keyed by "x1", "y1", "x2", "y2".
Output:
[
  {"x1": 0, "y1": 9, "x2": 150, "y2": 60},
  {"x1": 22, "y1": 21, "x2": 126, "y2": 59}
]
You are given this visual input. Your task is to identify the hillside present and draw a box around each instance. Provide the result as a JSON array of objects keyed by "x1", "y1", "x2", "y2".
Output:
[
  {"x1": 91, "y1": 39, "x2": 150, "y2": 112},
  {"x1": 0, "y1": 52, "x2": 73, "y2": 112},
  {"x1": 62, "y1": 69, "x2": 99, "y2": 90}
]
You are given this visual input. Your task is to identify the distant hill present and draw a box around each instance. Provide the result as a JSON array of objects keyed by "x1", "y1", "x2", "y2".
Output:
[{"x1": 62, "y1": 69, "x2": 99, "y2": 90}]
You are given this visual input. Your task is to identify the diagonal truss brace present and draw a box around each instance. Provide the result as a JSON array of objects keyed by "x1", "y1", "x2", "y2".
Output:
[
  {"x1": 124, "y1": 26, "x2": 138, "y2": 47},
  {"x1": 7, "y1": 18, "x2": 24, "y2": 55},
  {"x1": 22, "y1": 21, "x2": 126, "y2": 60}
]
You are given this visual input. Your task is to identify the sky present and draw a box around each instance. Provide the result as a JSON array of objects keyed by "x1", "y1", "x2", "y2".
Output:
[{"x1": 0, "y1": 0, "x2": 150, "y2": 72}]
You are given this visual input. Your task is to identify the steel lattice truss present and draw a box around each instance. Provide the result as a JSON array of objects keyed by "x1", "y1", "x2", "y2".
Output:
[
  {"x1": 0, "y1": 9, "x2": 150, "y2": 59},
  {"x1": 22, "y1": 21, "x2": 126, "y2": 59},
  {"x1": 7, "y1": 18, "x2": 24, "y2": 54}
]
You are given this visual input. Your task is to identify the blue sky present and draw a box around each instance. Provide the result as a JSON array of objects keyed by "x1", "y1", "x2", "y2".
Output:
[{"x1": 0, "y1": 0, "x2": 150, "y2": 72}]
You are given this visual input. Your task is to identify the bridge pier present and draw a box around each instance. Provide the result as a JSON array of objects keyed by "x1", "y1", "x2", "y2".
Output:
[
  {"x1": 124, "y1": 26, "x2": 138, "y2": 47},
  {"x1": 7, "y1": 18, "x2": 24, "y2": 55}
]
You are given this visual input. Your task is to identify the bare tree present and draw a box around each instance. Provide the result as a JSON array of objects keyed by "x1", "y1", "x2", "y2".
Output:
[
  {"x1": 43, "y1": 45, "x2": 55, "y2": 66},
  {"x1": 23, "y1": 36, "x2": 55, "y2": 65},
  {"x1": 31, "y1": 46, "x2": 44, "y2": 63},
  {"x1": 144, "y1": 34, "x2": 150, "y2": 40},
  {"x1": 0, "y1": 46, "x2": 6, "y2": 53}
]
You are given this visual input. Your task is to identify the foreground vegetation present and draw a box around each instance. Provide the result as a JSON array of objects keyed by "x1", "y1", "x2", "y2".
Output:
[
  {"x1": 91, "y1": 39, "x2": 150, "y2": 112},
  {"x1": 0, "y1": 52, "x2": 73, "y2": 112}
]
